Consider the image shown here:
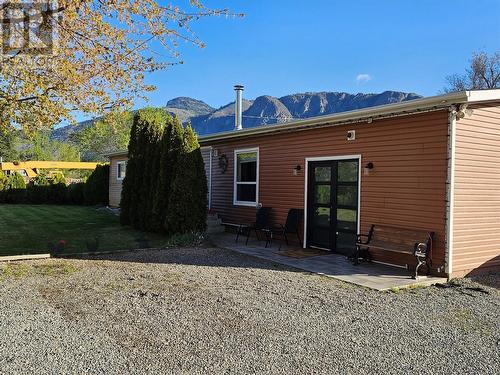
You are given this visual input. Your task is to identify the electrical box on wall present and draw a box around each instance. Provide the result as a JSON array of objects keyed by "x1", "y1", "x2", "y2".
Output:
[{"x1": 347, "y1": 130, "x2": 356, "y2": 141}]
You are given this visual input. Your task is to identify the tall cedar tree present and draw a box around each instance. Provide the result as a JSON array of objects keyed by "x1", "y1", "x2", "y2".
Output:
[
  {"x1": 120, "y1": 123, "x2": 137, "y2": 225},
  {"x1": 120, "y1": 110, "x2": 147, "y2": 225},
  {"x1": 137, "y1": 110, "x2": 167, "y2": 231},
  {"x1": 150, "y1": 116, "x2": 184, "y2": 232},
  {"x1": 120, "y1": 108, "x2": 166, "y2": 230},
  {"x1": 164, "y1": 125, "x2": 208, "y2": 234}
]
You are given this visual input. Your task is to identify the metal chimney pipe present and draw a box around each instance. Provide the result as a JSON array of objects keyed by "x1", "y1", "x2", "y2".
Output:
[{"x1": 234, "y1": 85, "x2": 244, "y2": 130}]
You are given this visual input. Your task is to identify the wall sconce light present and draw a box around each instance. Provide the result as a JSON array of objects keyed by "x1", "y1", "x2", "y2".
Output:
[
  {"x1": 364, "y1": 162, "x2": 374, "y2": 175},
  {"x1": 293, "y1": 165, "x2": 302, "y2": 176}
]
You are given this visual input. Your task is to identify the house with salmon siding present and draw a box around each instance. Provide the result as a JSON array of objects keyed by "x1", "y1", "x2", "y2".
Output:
[
  {"x1": 199, "y1": 88, "x2": 500, "y2": 279},
  {"x1": 107, "y1": 88, "x2": 500, "y2": 279}
]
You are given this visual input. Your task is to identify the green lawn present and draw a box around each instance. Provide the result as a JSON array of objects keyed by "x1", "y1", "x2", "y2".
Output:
[{"x1": 0, "y1": 205, "x2": 171, "y2": 256}]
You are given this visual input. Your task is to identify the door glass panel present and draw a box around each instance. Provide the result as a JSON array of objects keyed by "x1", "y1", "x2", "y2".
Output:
[
  {"x1": 315, "y1": 185, "x2": 330, "y2": 204},
  {"x1": 312, "y1": 227, "x2": 330, "y2": 248},
  {"x1": 337, "y1": 185, "x2": 357, "y2": 207},
  {"x1": 338, "y1": 161, "x2": 358, "y2": 182},
  {"x1": 307, "y1": 160, "x2": 359, "y2": 252},
  {"x1": 336, "y1": 232, "x2": 357, "y2": 253},
  {"x1": 337, "y1": 209, "x2": 357, "y2": 231},
  {"x1": 314, "y1": 167, "x2": 331, "y2": 182},
  {"x1": 314, "y1": 207, "x2": 330, "y2": 226}
]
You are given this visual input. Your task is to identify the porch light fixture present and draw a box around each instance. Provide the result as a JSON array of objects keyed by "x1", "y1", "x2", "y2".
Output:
[
  {"x1": 363, "y1": 162, "x2": 374, "y2": 175},
  {"x1": 293, "y1": 165, "x2": 302, "y2": 176}
]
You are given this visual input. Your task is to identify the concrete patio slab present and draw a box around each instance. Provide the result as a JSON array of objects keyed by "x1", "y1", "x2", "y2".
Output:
[{"x1": 211, "y1": 233, "x2": 448, "y2": 291}]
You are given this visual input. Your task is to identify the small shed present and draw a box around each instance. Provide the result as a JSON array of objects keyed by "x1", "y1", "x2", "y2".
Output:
[
  {"x1": 199, "y1": 90, "x2": 500, "y2": 279},
  {"x1": 105, "y1": 150, "x2": 128, "y2": 208}
]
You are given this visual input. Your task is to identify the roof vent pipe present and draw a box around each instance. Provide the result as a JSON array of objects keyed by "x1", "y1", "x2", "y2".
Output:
[{"x1": 234, "y1": 84, "x2": 244, "y2": 130}]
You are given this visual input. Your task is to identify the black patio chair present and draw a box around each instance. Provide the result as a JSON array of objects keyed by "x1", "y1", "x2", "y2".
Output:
[
  {"x1": 235, "y1": 206, "x2": 272, "y2": 245},
  {"x1": 262, "y1": 208, "x2": 303, "y2": 250}
]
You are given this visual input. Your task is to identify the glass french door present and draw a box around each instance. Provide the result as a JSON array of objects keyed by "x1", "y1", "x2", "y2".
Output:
[{"x1": 306, "y1": 159, "x2": 359, "y2": 255}]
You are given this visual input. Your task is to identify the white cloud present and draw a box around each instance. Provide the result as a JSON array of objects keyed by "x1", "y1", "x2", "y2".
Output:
[{"x1": 356, "y1": 74, "x2": 372, "y2": 84}]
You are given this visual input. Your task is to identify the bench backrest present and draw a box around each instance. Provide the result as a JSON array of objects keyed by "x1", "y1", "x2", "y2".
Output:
[{"x1": 368, "y1": 225, "x2": 433, "y2": 254}]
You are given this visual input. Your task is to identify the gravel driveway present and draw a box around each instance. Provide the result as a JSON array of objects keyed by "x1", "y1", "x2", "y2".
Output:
[{"x1": 0, "y1": 247, "x2": 498, "y2": 374}]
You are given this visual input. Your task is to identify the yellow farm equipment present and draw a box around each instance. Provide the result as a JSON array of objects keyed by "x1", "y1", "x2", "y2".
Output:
[{"x1": 0, "y1": 160, "x2": 105, "y2": 180}]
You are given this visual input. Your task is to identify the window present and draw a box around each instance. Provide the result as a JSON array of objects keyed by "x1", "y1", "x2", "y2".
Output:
[
  {"x1": 117, "y1": 161, "x2": 126, "y2": 181},
  {"x1": 234, "y1": 148, "x2": 259, "y2": 206}
]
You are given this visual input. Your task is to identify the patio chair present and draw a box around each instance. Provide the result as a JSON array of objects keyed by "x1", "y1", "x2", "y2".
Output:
[
  {"x1": 234, "y1": 206, "x2": 272, "y2": 245},
  {"x1": 262, "y1": 208, "x2": 303, "y2": 250}
]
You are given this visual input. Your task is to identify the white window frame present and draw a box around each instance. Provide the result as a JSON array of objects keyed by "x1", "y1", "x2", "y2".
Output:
[
  {"x1": 116, "y1": 161, "x2": 126, "y2": 181},
  {"x1": 233, "y1": 147, "x2": 259, "y2": 207}
]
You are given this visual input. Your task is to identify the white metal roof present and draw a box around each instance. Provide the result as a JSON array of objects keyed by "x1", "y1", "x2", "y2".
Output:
[{"x1": 103, "y1": 150, "x2": 128, "y2": 158}]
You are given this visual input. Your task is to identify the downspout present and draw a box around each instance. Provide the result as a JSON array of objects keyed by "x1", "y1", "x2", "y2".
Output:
[
  {"x1": 208, "y1": 147, "x2": 213, "y2": 210},
  {"x1": 445, "y1": 106, "x2": 458, "y2": 278}
]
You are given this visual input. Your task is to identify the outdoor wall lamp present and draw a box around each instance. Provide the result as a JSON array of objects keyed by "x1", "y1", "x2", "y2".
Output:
[
  {"x1": 364, "y1": 162, "x2": 374, "y2": 175},
  {"x1": 293, "y1": 165, "x2": 302, "y2": 176}
]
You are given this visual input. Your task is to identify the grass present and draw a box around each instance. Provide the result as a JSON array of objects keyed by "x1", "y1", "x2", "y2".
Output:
[
  {"x1": 441, "y1": 308, "x2": 494, "y2": 337},
  {"x1": 0, "y1": 261, "x2": 79, "y2": 279},
  {"x1": 0, "y1": 204, "x2": 175, "y2": 256}
]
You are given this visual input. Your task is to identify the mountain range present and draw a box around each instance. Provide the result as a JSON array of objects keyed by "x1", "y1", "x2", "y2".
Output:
[{"x1": 52, "y1": 90, "x2": 422, "y2": 140}]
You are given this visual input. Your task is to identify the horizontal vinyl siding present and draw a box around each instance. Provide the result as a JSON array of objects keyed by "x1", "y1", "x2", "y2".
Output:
[
  {"x1": 207, "y1": 110, "x2": 449, "y2": 273},
  {"x1": 109, "y1": 156, "x2": 127, "y2": 207},
  {"x1": 452, "y1": 103, "x2": 500, "y2": 277}
]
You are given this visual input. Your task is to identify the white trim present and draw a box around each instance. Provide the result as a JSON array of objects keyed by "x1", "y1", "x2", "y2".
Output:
[
  {"x1": 116, "y1": 161, "x2": 126, "y2": 181},
  {"x1": 466, "y1": 89, "x2": 500, "y2": 102},
  {"x1": 303, "y1": 155, "x2": 362, "y2": 249},
  {"x1": 445, "y1": 108, "x2": 457, "y2": 276},
  {"x1": 233, "y1": 147, "x2": 260, "y2": 207}
]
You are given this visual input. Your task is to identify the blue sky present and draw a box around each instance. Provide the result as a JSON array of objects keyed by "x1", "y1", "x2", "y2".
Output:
[{"x1": 132, "y1": 0, "x2": 500, "y2": 111}]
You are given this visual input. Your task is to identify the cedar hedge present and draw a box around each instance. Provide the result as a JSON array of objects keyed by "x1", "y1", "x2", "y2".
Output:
[{"x1": 0, "y1": 165, "x2": 109, "y2": 206}]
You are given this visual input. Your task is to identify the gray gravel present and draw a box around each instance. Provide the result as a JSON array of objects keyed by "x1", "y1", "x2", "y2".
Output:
[{"x1": 0, "y1": 247, "x2": 498, "y2": 375}]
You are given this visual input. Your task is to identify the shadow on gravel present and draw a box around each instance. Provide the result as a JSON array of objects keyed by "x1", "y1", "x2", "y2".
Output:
[
  {"x1": 62, "y1": 246, "x2": 306, "y2": 274},
  {"x1": 469, "y1": 274, "x2": 500, "y2": 290},
  {"x1": 61, "y1": 244, "x2": 500, "y2": 291}
]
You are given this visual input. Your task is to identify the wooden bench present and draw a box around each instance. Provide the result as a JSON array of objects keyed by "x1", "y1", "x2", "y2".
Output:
[{"x1": 355, "y1": 224, "x2": 434, "y2": 279}]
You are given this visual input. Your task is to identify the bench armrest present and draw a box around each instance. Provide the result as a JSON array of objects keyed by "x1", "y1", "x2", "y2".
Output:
[
  {"x1": 414, "y1": 242, "x2": 428, "y2": 257},
  {"x1": 356, "y1": 234, "x2": 370, "y2": 244}
]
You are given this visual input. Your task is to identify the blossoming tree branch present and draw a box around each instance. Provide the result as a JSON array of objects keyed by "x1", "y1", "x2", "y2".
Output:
[{"x1": 0, "y1": 0, "x2": 241, "y2": 132}]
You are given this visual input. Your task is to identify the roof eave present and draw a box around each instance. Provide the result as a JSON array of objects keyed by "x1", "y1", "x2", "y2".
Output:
[{"x1": 103, "y1": 150, "x2": 128, "y2": 158}]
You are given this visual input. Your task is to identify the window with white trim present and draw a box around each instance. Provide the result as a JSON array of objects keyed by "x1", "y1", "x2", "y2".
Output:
[
  {"x1": 234, "y1": 148, "x2": 259, "y2": 206},
  {"x1": 117, "y1": 161, "x2": 127, "y2": 180}
]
